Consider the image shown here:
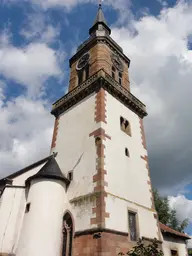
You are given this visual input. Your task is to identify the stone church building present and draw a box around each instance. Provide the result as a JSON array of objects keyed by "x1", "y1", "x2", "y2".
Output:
[{"x1": 0, "y1": 4, "x2": 190, "y2": 256}]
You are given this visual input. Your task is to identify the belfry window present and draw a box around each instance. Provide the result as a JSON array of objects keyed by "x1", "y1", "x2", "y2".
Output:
[
  {"x1": 62, "y1": 212, "x2": 73, "y2": 256},
  {"x1": 120, "y1": 116, "x2": 131, "y2": 136},
  {"x1": 119, "y1": 72, "x2": 122, "y2": 85},
  {"x1": 85, "y1": 65, "x2": 90, "y2": 80},
  {"x1": 77, "y1": 65, "x2": 90, "y2": 85},
  {"x1": 112, "y1": 66, "x2": 116, "y2": 79},
  {"x1": 76, "y1": 52, "x2": 90, "y2": 85},
  {"x1": 78, "y1": 70, "x2": 83, "y2": 85}
]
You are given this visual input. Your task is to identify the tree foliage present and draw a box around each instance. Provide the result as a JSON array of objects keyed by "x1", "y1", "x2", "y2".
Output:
[
  {"x1": 153, "y1": 189, "x2": 189, "y2": 232},
  {"x1": 118, "y1": 239, "x2": 164, "y2": 256}
]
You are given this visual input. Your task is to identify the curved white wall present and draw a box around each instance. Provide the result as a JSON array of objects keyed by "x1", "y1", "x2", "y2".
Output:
[{"x1": 17, "y1": 178, "x2": 67, "y2": 256}]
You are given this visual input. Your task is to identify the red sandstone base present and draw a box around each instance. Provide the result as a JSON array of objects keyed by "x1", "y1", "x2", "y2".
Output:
[{"x1": 73, "y1": 231, "x2": 132, "y2": 256}]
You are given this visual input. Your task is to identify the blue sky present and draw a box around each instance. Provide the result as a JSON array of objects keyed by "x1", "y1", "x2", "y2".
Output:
[{"x1": 1, "y1": 0, "x2": 192, "y2": 235}]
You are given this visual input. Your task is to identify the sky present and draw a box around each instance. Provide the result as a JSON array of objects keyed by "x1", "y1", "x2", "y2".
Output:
[{"x1": 0, "y1": 0, "x2": 192, "y2": 235}]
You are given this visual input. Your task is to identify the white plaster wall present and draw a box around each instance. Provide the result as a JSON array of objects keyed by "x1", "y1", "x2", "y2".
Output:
[
  {"x1": 162, "y1": 236, "x2": 187, "y2": 256},
  {"x1": 0, "y1": 164, "x2": 46, "y2": 254},
  {"x1": 16, "y1": 179, "x2": 67, "y2": 256},
  {"x1": 105, "y1": 194, "x2": 158, "y2": 239},
  {"x1": 0, "y1": 187, "x2": 26, "y2": 254},
  {"x1": 52, "y1": 94, "x2": 97, "y2": 231},
  {"x1": 104, "y1": 92, "x2": 151, "y2": 208},
  {"x1": 54, "y1": 94, "x2": 97, "y2": 200},
  {"x1": 64, "y1": 198, "x2": 95, "y2": 232},
  {"x1": 104, "y1": 92, "x2": 158, "y2": 238}
]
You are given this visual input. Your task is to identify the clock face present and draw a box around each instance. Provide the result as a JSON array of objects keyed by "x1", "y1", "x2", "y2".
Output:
[
  {"x1": 112, "y1": 54, "x2": 124, "y2": 72},
  {"x1": 76, "y1": 52, "x2": 90, "y2": 70}
]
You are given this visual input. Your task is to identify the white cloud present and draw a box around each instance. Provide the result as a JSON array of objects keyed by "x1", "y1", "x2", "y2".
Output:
[
  {"x1": 20, "y1": 12, "x2": 60, "y2": 44},
  {"x1": 111, "y1": 0, "x2": 192, "y2": 194},
  {"x1": 169, "y1": 195, "x2": 192, "y2": 223},
  {"x1": 0, "y1": 93, "x2": 53, "y2": 178},
  {"x1": 5, "y1": 0, "x2": 131, "y2": 14},
  {"x1": 0, "y1": 41, "x2": 61, "y2": 96}
]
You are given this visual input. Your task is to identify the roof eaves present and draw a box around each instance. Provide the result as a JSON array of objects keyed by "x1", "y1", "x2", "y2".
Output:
[{"x1": 159, "y1": 222, "x2": 190, "y2": 240}]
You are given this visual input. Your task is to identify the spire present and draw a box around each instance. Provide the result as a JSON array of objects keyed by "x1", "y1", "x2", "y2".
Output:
[
  {"x1": 89, "y1": 3, "x2": 111, "y2": 36},
  {"x1": 93, "y1": 3, "x2": 107, "y2": 25}
]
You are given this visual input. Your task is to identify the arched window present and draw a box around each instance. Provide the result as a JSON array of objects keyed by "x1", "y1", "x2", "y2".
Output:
[
  {"x1": 62, "y1": 212, "x2": 73, "y2": 256},
  {"x1": 77, "y1": 64, "x2": 90, "y2": 85}
]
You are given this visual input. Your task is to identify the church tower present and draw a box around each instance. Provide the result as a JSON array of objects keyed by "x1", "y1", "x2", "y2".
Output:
[{"x1": 49, "y1": 4, "x2": 161, "y2": 255}]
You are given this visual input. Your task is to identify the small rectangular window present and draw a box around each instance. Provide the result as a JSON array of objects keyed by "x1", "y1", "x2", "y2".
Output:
[
  {"x1": 68, "y1": 171, "x2": 73, "y2": 181},
  {"x1": 25, "y1": 203, "x2": 31, "y2": 213},
  {"x1": 128, "y1": 211, "x2": 137, "y2": 241},
  {"x1": 125, "y1": 148, "x2": 130, "y2": 157},
  {"x1": 171, "y1": 250, "x2": 178, "y2": 256}
]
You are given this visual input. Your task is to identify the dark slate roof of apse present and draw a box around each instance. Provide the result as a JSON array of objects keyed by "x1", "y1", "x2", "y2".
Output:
[{"x1": 26, "y1": 156, "x2": 70, "y2": 186}]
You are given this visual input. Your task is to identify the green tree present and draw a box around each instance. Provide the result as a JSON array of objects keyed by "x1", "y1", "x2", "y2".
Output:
[
  {"x1": 153, "y1": 189, "x2": 189, "y2": 232},
  {"x1": 118, "y1": 239, "x2": 164, "y2": 256}
]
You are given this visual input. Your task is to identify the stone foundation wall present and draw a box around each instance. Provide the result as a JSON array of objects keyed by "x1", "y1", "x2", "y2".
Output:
[{"x1": 73, "y1": 229, "x2": 132, "y2": 256}]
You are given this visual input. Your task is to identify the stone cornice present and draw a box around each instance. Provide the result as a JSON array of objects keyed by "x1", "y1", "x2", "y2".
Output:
[
  {"x1": 70, "y1": 35, "x2": 130, "y2": 68},
  {"x1": 51, "y1": 69, "x2": 147, "y2": 118},
  {"x1": 74, "y1": 228, "x2": 128, "y2": 238}
]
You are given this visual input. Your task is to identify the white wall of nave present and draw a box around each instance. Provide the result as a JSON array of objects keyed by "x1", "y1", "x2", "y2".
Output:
[
  {"x1": 0, "y1": 164, "x2": 45, "y2": 254},
  {"x1": 0, "y1": 188, "x2": 26, "y2": 254}
]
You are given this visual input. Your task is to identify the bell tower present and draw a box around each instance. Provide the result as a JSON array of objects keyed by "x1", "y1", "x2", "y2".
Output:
[
  {"x1": 68, "y1": 4, "x2": 130, "y2": 93},
  {"x1": 50, "y1": 3, "x2": 161, "y2": 256}
]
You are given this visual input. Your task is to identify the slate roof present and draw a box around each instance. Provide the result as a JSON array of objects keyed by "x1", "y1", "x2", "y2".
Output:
[
  {"x1": 26, "y1": 155, "x2": 70, "y2": 186},
  {"x1": 159, "y1": 222, "x2": 191, "y2": 240}
]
